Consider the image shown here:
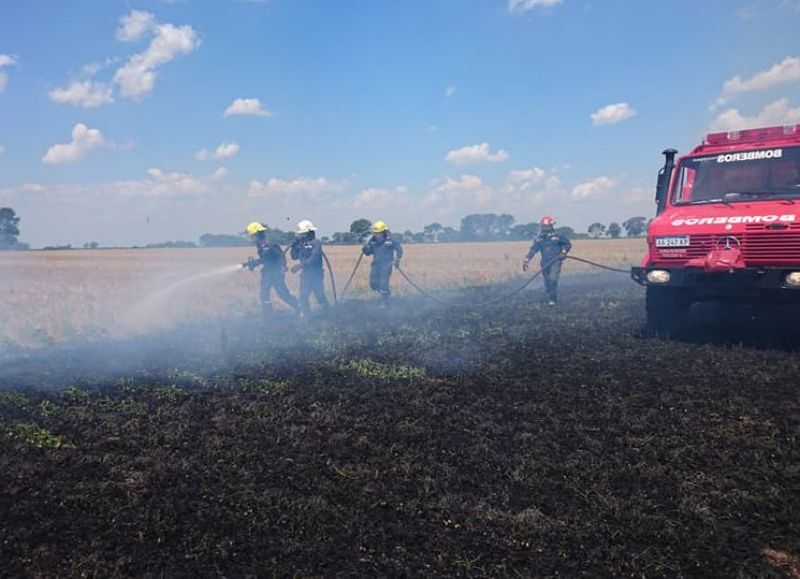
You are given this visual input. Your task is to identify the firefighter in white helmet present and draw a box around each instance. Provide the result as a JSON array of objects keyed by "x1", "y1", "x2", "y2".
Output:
[
  {"x1": 362, "y1": 220, "x2": 403, "y2": 304},
  {"x1": 243, "y1": 222, "x2": 300, "y2": 317},
  {"x1": 290, "y1": 219, "x2": 329, "y2": 315},
  {"x1": 522, "y1": 215, "x2": 571, "y2": 305}
]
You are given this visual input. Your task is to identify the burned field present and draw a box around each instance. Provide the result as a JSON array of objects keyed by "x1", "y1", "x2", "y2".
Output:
[{"x1": 1, "y1": 275, "x2": 799, "y2": 577}]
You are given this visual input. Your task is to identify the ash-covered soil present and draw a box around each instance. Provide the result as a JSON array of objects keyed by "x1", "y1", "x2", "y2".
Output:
[{"x1": 1, "y1": 274, "x2": 799, "y2": 577}]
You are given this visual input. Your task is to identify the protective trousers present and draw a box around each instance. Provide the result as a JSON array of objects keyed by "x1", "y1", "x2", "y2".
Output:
[
  {"x1": 299, "y1": 271, "x2": 329, "y2": 315},
  {"x1": 542, "y1": 259, "x2": 562, "y2": 303},
  {"x1": 369, "y1": 262, "x2": 393, "y2": 299},
  {"x1": 261, "y1": 272, "x2": 299, "y2": 316}
]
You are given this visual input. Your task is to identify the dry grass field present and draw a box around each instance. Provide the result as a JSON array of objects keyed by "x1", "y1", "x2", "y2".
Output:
[{"x1": 0, "y1": 239, "x2": 645, "y2": 349}]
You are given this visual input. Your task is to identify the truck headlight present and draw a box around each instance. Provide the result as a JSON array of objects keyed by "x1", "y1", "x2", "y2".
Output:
[
  {"x1": 646, "y1": 270, "x2": 671, "y2": 284},
  {"x1": 786, "y1": 272, "x2": 800, "y2": 287}
]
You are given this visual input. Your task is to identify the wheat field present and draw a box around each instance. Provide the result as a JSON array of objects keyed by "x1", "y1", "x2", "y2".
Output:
[{"x1": 0, "y1": 239, "x2": 645, "y2": 348}]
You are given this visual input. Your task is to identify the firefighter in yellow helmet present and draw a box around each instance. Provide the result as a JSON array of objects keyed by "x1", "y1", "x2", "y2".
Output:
[
  {"x1": 243, "y1": 222, "x2": 300, "y2": 317},
  {"x1": 362, "y1": 220, "x2": 403, "y2": 304},
  {"x1": 289, "y1": 219, "x2": 329, "y2": 316}
]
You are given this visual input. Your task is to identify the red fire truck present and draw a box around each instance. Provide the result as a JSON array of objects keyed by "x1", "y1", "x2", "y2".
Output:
[{"x1": 632, "y1": 124, "x2": 800, "y2": 333}]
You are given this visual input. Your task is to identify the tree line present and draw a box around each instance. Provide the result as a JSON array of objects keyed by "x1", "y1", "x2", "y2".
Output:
[{"x1": 0, "y1": 207, "x2": 649, "y2": 250}]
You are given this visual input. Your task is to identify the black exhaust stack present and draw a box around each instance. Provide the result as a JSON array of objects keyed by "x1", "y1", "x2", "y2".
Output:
[{"x1": 655, "y1": 148, "x2": 678, "y2": 215}]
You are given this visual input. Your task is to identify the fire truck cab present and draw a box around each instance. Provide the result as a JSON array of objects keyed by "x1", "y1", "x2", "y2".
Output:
[{"x1": 632, "y1": 124, "x2": 800, "y2": 333}]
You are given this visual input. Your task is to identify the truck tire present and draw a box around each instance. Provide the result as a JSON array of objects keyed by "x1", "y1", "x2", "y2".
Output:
[{"x1": 646, "y1": 286, "x2": 691, "y2": 336}]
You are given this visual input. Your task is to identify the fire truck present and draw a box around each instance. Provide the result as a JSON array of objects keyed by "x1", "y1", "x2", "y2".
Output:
[{"x1": 632, "y1": 124, "x2": 800, "y2": 333}]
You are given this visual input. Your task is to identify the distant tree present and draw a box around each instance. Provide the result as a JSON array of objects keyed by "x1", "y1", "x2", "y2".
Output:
[
  {"x1": 0, "y1": 207, "x2": 21, "y2": 249},
  {"x1": 440, "y1": 226, "x2": 459, "y2": 243},
  {"x1": 331, "y1": 231, "x2": 353, "y2": 245},
  {"x1": 349, "y1": 218, "x2": 371, "y2": 242},
  {"x1": 83, "y1": 241, "x2": 99, "y2": 249},
  {"x1": 588, "y1": 223, "x2": 607, "y2": 238},
  {"x1": 145, "y1": 240, "x2": 197, "y2": 249},
  {"x1": 412, "y1": 231, "x2": 425, "y2": 243},
  {"x1": 622, "y1": 216, "x2": 647, "y2": 237},
  {"x1": 199, "y1": 233, "x2": 250, "y2": 247},
  {"x1": 555, "y1": 226, "x2": 575, "y2": 239},
  {"x1": 422, "y1": 222, "x2": 444, "y2": 243},
  {"x1": 509, "y1": 222, "x2": 539, "y2": 241},
  {"x1": 607, "y1": 222, "x2": 622, "y2": 239},
  {"x1": 460, "y1": 213, "x2": 515, "y2": 242}
]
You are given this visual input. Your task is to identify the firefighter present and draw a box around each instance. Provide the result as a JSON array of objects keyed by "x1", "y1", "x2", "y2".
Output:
[
  {"x1": 362, "y1": 220, "x2": 403, "y2": 304},
  {"x1": 290, "y1": 219, "x2": 329, "y2": 316},
  {"x1": 243, "y1": 222, "x2": 300, "y2": 317},
  {"x1": 522, "y1": 216, "x2": 571, "y2": 305}
]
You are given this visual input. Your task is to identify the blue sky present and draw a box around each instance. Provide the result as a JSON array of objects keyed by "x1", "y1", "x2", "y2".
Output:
[{"x1": 2, "y1": 0, "x2": 800, "y2": 246}]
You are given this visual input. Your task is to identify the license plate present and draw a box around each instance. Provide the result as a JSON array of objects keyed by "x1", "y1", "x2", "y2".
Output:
[{"x1": 655, "y1": 236, "x2": 690, "y2": 248}]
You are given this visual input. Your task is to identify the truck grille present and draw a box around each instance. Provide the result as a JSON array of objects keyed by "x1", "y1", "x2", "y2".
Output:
[
  {"x1": 743, "y1": 223, "x2": 800, "y2": 265},
  {"x1": 654, "y1": 225, "x2": 800, "y2": 266}
]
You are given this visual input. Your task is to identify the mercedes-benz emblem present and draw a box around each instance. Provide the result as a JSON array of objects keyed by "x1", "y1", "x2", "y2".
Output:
[{"x1": 715, "y1": 235, "x2": 741, "y2": 251}]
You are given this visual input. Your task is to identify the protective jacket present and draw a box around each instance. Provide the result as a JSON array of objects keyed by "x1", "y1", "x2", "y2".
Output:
[
  {"x1": 526, "y1": 230, "x2": 571, "y2": 264},
  {"x1": 290, "y1": 236, "x2": 323, "y2": 272},
  {"x1": 254, "y1": 237, "x2": 287, "y2": 276},
  {"x1": 362, "y1": 234, "x2": 403, "y2": 264}
]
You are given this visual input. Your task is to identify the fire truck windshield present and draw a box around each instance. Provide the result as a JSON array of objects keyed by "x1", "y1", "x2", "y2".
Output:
[{"x1": 672, "y1": 146, "x2": 800, "y2": 205}]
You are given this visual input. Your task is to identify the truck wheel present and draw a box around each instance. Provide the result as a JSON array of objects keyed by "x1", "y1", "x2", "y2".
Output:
[{"x1": 646, "y1": 287, "x2": 691, "y2": 336}]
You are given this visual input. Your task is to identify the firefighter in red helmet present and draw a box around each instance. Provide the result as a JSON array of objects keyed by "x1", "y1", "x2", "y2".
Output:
[{"x1": 522, "y1": 216, "x2": 571, "y2": 305}]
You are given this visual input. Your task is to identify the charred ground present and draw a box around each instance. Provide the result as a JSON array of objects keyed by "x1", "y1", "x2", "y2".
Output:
[{"x1": 1, "y1": 274, "x2": 799, "y2": 577}]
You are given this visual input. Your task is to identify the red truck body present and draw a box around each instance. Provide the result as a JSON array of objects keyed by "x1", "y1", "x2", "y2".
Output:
[{"x1": 632, "y1": 124, "x2": 800, "y2": 332}]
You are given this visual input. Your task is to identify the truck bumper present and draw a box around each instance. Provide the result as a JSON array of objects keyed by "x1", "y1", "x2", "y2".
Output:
[{"x1": 631, "y1": 266, "x2": 800, "y2": 300}]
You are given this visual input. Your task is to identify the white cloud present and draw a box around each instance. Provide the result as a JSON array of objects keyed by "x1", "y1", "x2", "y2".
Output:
[
  {"x1": 353, "y1": 186, "x2": 409, "y2": 209},
  {"x1": 0, "y1": 54, "x2": 17, "y2": 93},
  {"x1": 224, "y1": 97, "x2": 273, "y2": 117},
  {"x1": 710, "y1": 98, "x2": 800, "y2": 132},
  {"x1": 248, "y1": 176, "x2": 345, "y2": 199},
  {"x1": 508, "y1": 0, "x2": 563, "y2": 13},
  {"x1": 195, "y1": 140, "x2": 240, "y2": 161},
  {"x1": 212, "y1": 167, "x2": 229, "y2": 180},
  {"x1": 423, "y1": 175, "x2": 488, "y2": 208},
  {"x1": 445, "y1": 142, "x2": 509, "y2": 165},
  {"x1": 20, "y1": 168, "x2": 217, "y2": 203},
  {"x1": 591, "y1": 102, "x2": 637, "y2": 126},
  {"x1": 0, "y1": 145, "x2": 4, "y2": 156},
  {"x1": 42, "y1": 123, "x2": 106, "y2": 165},
  {"x1": 508, "y1": 166, "x2": 546, "y2": 184},
  {"x1": 117, "y1": 10, "x2": 156, "y2": 42},
  {"x1": 445, "y1": 85, "x2": 457, "y2": 98},
  {"x1": 114, "y1": 19, "x2": 199, "y2": 99},
  {"x1": 49, "y1": 80, "x2": 114, "y2": 108},
  {"x1": 714, "y1": 56, "x2": 800, "y2": 109},
  {"x1": 571, "y1": 176, "x2": 615, "y2": 201},
  {"x1": 141, "y1": 168, "x2": 211, "y2": 197},
  {"x1": 437, "y1": 174, "x2": 484, "y2": 193},
  {"x1": 22, "y1": 183, "x2": 46, "y2": 193}
]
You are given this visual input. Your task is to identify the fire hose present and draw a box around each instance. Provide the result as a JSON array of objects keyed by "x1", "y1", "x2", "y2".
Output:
[
  {"x1": 339, "y1": 252, "x2": 364, "y2": 300},
  {"x1": 321, "y1": 251, "x2": 338, "y2": 305},
  {"x1": 339, "y1": 253, "x2": 629, "y2": 308}
]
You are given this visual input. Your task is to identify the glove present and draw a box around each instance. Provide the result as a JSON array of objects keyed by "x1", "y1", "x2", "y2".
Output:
[
  {"x1": 522, "y1": 260, "x2": 530, "y2": 272},
  {"x1": 393, "y1": 259, "x2": 401, "y2": 269},
  {"x1": 243, "y1": 257, "x2": 257, "y2": 271},
  {"x1": 291, "y1": 264, "x2": 302, "y2": 274}
]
